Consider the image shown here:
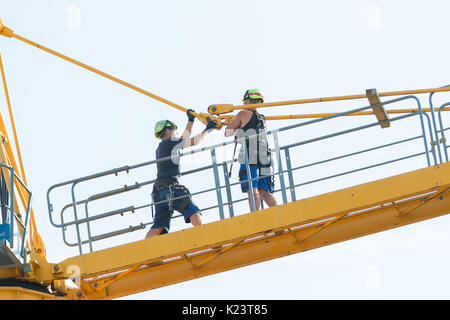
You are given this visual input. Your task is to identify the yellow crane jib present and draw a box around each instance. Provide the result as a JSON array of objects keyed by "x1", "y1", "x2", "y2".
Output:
[
  {"x1": 207, "y1": 87, "x2": 450, "y2": 117},
  {"x1": 193, "y1": 112, "x2": 224, "y2": 129},
  {"x1": 0, "y1": 19, "x2": 185, "y2": 117},
  {"x1": 0, "y1": 19, "x2": 14, "y2": 38},
  {"x1": 0, "y1": 19, "x2": 226, "y2": 131},
  {"x1": 208, "y1": 104, "x2": 235, "y2": 115}
]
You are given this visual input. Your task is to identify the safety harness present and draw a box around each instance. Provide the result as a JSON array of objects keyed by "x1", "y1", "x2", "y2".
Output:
[
  {"x1": 151, "y1": 178, "x2": 194, "y2": 217},
  {"x1": 236, "y1": 110, "x2": 275, "y2": 192},
  {"x1": 237, "y1": 110, "x2": 273, "y2": 166}
]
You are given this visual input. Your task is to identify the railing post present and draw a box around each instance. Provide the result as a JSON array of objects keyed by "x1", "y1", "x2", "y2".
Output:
[
  {"x1": 413, "y1": 98, "x2": 431, "y2": 167},
  {"x1": 20, "y1": 192, "x2": 32, "y2": 259},
  {"x1": 9, "y1": 167, "x2": 14, "y2": 248},
  {"x1": 428, "y1": 86, "x2": 450, "y2": 164},
  {"x1": 272, "y1": 130, "x2": 288, "y2": 204},
  {"x1": 242, "y1": 139, "x2": 256, "y2": 212},
  {"x1": 284, "y1": 148, "x2": 296, "y2": 202},
  {"x1": 71, "y1": 182, "x2": 83, "y2": 255},
  {"x1": 438, "y1": 102, "x2": 450, "y2": 162},
  {"x1": 211, "y1": 148, "x2": 225, "y2": 220},
  {"x1": 84, "y1": 201, "x2": 94, "y2": 253},
  {"x1": 423, "y1": 112, "x2": 438, "y2": 166},
  {"x1": 222, "y1": 163, "x2": 234, "y2": 218}
]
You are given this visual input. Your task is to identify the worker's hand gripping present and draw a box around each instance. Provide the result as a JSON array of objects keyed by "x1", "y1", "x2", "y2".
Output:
[
  {"x1": 204, "y1": 120, "x2": 217, "y2": 132},
  {"x1": 191, "y1": 111, "x2": 224, "y2": 130},
  {"x1": 187, "y1": 109, "x2": 196, "y2": 122}
]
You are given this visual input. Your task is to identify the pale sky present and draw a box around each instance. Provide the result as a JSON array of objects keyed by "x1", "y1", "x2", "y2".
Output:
[{"x1": 1, "y1": 0, "x2": 450, "y2": 300}]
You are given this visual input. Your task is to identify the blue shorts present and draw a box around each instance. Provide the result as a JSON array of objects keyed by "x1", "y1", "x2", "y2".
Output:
[
  {"x1": 151, "y1": 184, "x2": 200, "y2": 234},
  {"x1": 239, "y1": 164, "x2": 273, "y2": 193}
]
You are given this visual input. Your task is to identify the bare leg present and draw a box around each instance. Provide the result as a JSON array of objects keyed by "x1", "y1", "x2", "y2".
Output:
[
  {"x1": 259, "y1": 189, "x2": 277, "y2": 207},
  {"x1": 145, "y1": 227, "x2": 163, "y2": 239},
  {"x1": 246, "y1": 188, "x2": 260, "y2": 211},
  {"x1": 189, "y1": 212, "x2": 202, "y2": 226}
]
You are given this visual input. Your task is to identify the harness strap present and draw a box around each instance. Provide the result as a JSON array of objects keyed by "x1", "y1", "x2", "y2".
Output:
[
  {"x1": 152, "y1": 182, "x2": 194, "y2": 214},
  {"x1": 167, "y1": 185, "x2": 174, "y2": 213}
]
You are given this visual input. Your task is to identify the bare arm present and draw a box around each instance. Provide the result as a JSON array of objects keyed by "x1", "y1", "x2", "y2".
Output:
[
  {"x1": 181, "y1": 121, "x2": 194, "y2": 141},
  {"x1": 183, "y1": 130, "x2": 208, "y2": 148},
  {"x1": 225, "y1": 114, "x2": 242, "y2": 137},
  {"x1": 182, "y1": 120, "x2": 217, "y2": 148},
  {"x1": 225, "y1": 110, "x2": 254, "y2": 137}
]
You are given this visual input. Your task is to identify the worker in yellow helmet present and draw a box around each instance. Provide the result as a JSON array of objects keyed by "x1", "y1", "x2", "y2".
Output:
[
  {"x1": 225, "y1": 89, "x2": 277, "y2": 211},
  {"x1": 146, "y1": 110, "x2": 217, "y2": 239}
]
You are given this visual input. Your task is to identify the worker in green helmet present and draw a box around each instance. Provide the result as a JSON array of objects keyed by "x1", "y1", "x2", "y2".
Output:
[
  {"x1": 225, "y1": 89, "x2": 277, "y2": 211},
  {"x1": 146, "y1": 110, "x2": 217, "y2": 239}
]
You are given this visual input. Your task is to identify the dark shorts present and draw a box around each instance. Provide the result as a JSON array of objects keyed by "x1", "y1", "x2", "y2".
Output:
[
  {"x1": 151, "y1": 184, "x2": 201, "y2": 234},
  {"x1": 239, "y1": 164, "x2": 273, "y2": 193}
]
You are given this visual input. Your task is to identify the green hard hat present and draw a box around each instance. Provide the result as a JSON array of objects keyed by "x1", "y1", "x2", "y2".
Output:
[
  {"x1": 243, "y1": 89, "x2": 264, "y2": 102},
  {"x1": 154, "y1": 120, "x2": 177, "y2": 139}
]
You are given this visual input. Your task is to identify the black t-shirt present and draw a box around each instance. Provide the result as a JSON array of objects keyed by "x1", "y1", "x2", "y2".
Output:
[{"x1": 155, "y1": 138, "x2": 184, "y2": 180}]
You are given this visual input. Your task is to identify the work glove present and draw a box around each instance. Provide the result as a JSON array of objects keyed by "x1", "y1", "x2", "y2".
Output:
[
  {"x1": 187, "y1": 109, "x2": 196, "y2": 122},
  {"x1": 204, "y1": 120, "x2": 217, "y2": 132}
]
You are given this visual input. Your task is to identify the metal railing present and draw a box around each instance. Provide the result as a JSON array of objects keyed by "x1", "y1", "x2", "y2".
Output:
[
  {"x1": 430, "y1": 85, "x2": 450, "y2": 163},
  {"x1": 46, "y1": 94, "x2": 449, "y2": 255},
  {"x1": 0, "y1": 163, "x2": 32, "y2": 266}
]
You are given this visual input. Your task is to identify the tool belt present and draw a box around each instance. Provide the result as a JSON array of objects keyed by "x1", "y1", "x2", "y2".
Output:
[
  {"x1": 152, "y1": 177, "x2": 179, "y2": 193},
  {"x1": 151, "y1": 178, "x2": 194, "y2": 216}
]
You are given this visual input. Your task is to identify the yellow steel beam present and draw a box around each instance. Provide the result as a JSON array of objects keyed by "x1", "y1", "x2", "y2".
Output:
[
  {"x1": 0, "y1": 286, "x2": 65, "y2": 300},
  {"x1": 0, "y1": 50, "x2": 27, "y2": 183},
  {"x1": 0, "y1": 49, "x2": 47, "y2": 260},
  {"x1": 40, "y1": 162, "x2": 450, "y2": 299},
  {"x1": 86, "y1": 188, "x2": 450, "y2": 300},
  {"x1": 265, "y1": 107, "x2": 450, "y2": 120},
  {"x1": 294, "y1": 213, "x2": 347, "y2": 243},
  {"x1": 0, "y1": 267, "x2": 22, "y2": 279},
  {"x1": 0, "y1": 124, "x2": 47, "y2": 259},
  {"x1": 395, "y1": 186, "x2": 450, "y2": 217},
  {"x1": 193, "y1": 239, "x2": 245, "y2": 269},
  {"x1": 0, "y1": 25, "x2": 185, "y2": 113},
  {"x1": 0, "y1": 19, "x2": 228, "y2": 129},
  {"x1": 208, "y1": 86, "x2": 450, "y2": 115},
  {"x1": 2, "y1": 20, "x2": 448, "y2": 129},
  {"x1": 214, "y1": 107, "x2": 450, "y2": 127}
]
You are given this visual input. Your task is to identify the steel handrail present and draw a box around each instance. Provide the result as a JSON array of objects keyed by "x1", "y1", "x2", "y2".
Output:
[{"x1": 47, "y1": 94, "x2": 441, "y2": 254}]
